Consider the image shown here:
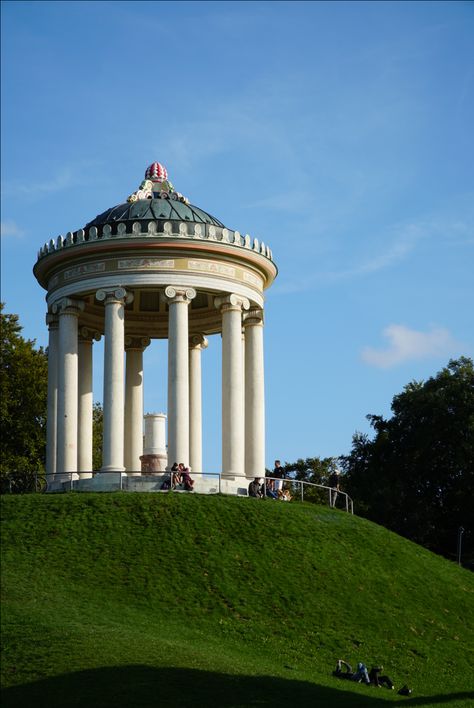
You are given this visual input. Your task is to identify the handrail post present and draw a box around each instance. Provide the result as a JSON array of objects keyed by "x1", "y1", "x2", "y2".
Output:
[
  {"x1": 218, "y1": 472, "x2": 221, "y2": 495},
  {"x1": 300, "y1": 480, "x2": 303, "y2": 502}
]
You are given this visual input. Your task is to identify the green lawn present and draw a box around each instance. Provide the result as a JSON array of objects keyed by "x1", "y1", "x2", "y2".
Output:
[{"x1": 1, "y1": 493, "x2": 473, "y2": 707}]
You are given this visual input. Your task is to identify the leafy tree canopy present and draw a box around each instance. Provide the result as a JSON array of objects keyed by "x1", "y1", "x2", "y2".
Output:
[
  {"x1": 92, "y1": 402, "x2": 103, "y2": 472},
  {"x1": 0, "y1": 303, "x2": 48, "y2": 473},
  {"x1": 341, "y1": 357, "x2": 474, "y2": 566},
  {"x1": 266, "y1": 456, "x2": 341, "y2": 505}
]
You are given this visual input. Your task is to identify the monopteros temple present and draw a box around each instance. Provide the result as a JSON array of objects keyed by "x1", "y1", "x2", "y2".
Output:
[{"x1": 33, "y1": 163, "x2": 277, "y2": 491}]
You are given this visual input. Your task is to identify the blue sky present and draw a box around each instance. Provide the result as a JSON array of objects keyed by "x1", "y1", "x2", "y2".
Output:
[{"x1": 2, "y1": 0, "x2": 473, "y2": 472}]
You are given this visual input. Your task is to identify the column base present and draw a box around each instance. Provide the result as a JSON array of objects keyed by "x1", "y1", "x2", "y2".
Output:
[
  {"x1": 100, "y1": 465, "x2": 126, "y2": 473},
  {"x1": 140, "y1": 454, "x2": 168, "y2": 473}
]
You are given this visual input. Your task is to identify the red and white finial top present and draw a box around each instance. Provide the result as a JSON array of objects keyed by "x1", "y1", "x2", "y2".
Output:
[
  {"x1": 126, "y1": 163, "x2": 188, "y2": 204},
  {"x1": 145, "y1": 162, "x2": 168, "y2": 183}
]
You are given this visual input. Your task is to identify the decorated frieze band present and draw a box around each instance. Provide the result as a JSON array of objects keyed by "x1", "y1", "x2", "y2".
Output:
[{"x1": 46, "y1": 257, "x2": 265, "y2": 295}]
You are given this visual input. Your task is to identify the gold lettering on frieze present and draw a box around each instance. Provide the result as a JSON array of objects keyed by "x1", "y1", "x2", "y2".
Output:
[
  {"x1": 188, "y1": 260, "x2": 236, "y2": 277},
  {"x1": 64, "y1": 263, "x2": 106, "y2": 280},
  {"x1": 118, "y1": 259, "x2": 175, "y2": 270},
  {"x1": 243, "y1": 272, "x2": 263, "y2": 288}
]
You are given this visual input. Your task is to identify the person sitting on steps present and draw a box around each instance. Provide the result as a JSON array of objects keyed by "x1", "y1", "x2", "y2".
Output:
[
  {"x1": 171, "y1": 462, "x2": 181, "y2": 489},
  {"x1": 248, "y1": 478, "x2": 263, "y2": 498},
  {"x1": 180, "y1": 463, "x2": 194, "y2": 491}
]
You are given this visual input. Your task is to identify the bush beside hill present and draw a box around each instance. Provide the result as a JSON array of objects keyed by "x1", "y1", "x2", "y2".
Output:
[{"x1": 1, "y1": 493, "x2": 473, "y2": 707}]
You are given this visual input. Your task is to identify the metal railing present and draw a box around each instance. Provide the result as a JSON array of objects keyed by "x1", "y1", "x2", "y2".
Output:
[{"x1": 0, "y1": 470, "x2": 353, "y2": 513}]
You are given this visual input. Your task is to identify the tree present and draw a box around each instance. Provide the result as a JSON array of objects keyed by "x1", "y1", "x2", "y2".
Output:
[
  {"x1": 0, "y1": 304, "x2": 48, "y2": 474},
  {"x1": 92, "y1": 402, "x2": 103, "y2": 471},
  {"x1": 267, "y1": 456, "x2": 341, "y2": 505},
  {"x1": 341, "y1": 358, "x2": 474, "y2": 566}
]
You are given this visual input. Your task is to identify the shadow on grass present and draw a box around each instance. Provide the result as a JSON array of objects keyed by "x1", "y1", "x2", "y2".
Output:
[{"x1": 2, "y1": 666, "x2": 473, "y2": 708}]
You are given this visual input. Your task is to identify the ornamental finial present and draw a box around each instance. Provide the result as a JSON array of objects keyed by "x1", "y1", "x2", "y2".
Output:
[{"x1": 126, "y1": 163, "x2": 189, "y2": 205}]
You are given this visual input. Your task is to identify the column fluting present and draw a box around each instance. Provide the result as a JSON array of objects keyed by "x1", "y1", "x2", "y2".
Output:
[
  {"x1": 78, "y1": 328, "x2": 100, "y2": 477},
  {"x1": 124, "y1": 336, "x2": 150, "y2": 474},
  {"x1": 215, "y1": 294, "x2": 249, "y2": 477},
  {"x1": 163, "y1": 286, "x2": 196, "y2": 468},
  {"x1": 243, "y1": 307, "x2": 265, "y2": 479},
  {"x1": 45, "y1": 313, "x2": 59, "y2": 480},
  {"x1": 96, "y1": 288, "x2": 133, "y2": 473},
  {"x1": 189, "y1": 334, "x2": 208, "y2": 475},
  {"x1": 52, "y1": 298, "x2": 84, "y2": 476}
]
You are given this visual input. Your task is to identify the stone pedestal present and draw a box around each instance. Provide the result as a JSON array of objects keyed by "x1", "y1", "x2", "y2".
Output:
[{"x1": 140, "y1": 413, "x2": 167, "y2": 472}]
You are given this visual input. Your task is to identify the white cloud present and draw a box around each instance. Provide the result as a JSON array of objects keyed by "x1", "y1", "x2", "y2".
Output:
[
  {"x1": 272, "y1": 221, "x2": 426, "y2": 295},
  {"x1": 272, "y1": 213, "x2": 474, "y2": 296},
  {"x1": 361, "y1": 324, "x2": 463, "y2": 369},
  {"x1": 0, "y1": 220, "x2": 25, "y2": 239},
  {"x1": 2, "y1": 159, "x2": 104, "y2": 199}
]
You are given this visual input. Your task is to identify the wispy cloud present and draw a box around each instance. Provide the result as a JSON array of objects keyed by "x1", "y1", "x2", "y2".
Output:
[
  {"x1": 361, "y1": 324, "x2": 463, "y2": 369},
  {"x1": 272, "y1": 221, "x2": 426, "y2": 295},
  {"x1": 2, "y1": 168, "x2": 75, "y2": 198},
  {"x1": 243, "y1": 190, "x2": 312, "y2": 212},
  {"x1": 0, "y1": 220, "x2": 25, "y2": 239},
  {"x1": 272, "y1": 214, "x2": 474, "y2": 295},
  {"x1": 328, "y1": 223, "x2": 425, "y2": 280},
  {"x1": 3, "y1": 159, "x2": 104, "y2": 199}
]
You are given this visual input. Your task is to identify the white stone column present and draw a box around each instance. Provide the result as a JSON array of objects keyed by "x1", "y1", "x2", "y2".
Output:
[
  {"x1": 189, "y1": 334, "x2": 208, "y2": 475},
  {"x1": 124, "y1": 336, "x2": 150, "y2": 474},
  {"x1": 52, "y1": 298, "x2": 84, "y2": 476},
  {"x1": 45, "y1": 313, "x2": 59, "y2": 481},
  {"x1": 96, "y1": 288, "x2": 133, "y2": 473},
  {"x1": 215, "y1": 294, "x2": 249, "y2": 477},
  {"x1": 244, "y1": 307, "x2": 265, "y2": 479},
  {"x1": 78, "y1": 328, "x2": 100, "y2": 478},
  {"x1": 163, "y1": 286, "x2": 196, "y2": 468}
]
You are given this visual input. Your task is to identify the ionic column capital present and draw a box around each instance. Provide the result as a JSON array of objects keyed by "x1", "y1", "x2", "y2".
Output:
[
  {"x1": 79, "y1": 326, "x2": 101, "y2": 343},
  {"x1": 52, "y1": 297, "x2": 85, "y2": 316},
  {"x1": 214, "y1": 294, "x2": 250, "y2": 314},
  {"x1": 243, "y1": 307, "x2": 264, "y2": 328},
  {"x1": 163, "y1": 286, "x2": 196, "y2": 305},
  {"x1": 96, "y1": 287, "x2": 134, "y2": 305},
  {"x1": 125, "y1": 335, "x2": 151, "y2": 351},
  {"x1": 46, "y1": 312, "x2": 59, "y2": 330},
  {"x1": 189, "y1": 334, "x2": 209, "y2": 351}
]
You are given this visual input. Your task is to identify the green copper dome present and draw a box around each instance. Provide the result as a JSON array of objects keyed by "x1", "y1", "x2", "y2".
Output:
[{"x1": 85, "y1": 196, "x2": 225, "y2": 231}]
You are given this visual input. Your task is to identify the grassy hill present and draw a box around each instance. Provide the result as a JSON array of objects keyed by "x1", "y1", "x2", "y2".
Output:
[{"x1": 1, "y1": 493, "x2": 473, "y2": 708}]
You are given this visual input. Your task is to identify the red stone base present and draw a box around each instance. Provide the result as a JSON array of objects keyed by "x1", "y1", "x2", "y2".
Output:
[{"x1": 139, "y1": 454, "x2": 168, "y2": 473}]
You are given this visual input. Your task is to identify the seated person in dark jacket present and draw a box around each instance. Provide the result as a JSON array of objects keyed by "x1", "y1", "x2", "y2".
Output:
[{"x1": 248, "y1": 478, "x2": 263, "y2": 498}]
